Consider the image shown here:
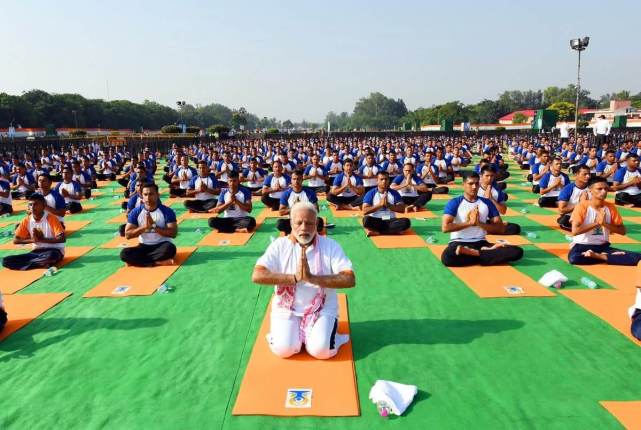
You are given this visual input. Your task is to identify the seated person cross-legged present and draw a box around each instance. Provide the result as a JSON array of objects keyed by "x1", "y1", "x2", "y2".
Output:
[
  {"x1": 612, "y1": 153, "x2": 641, "y2": 207},
  {"x1": 557, "y1": 165, "x2": 591, "y2": 231},
  {"x1": 440, "y1": 173, "x2": 524, "y2": 267},
  {"x1": 478, "y1": 165, "x2": 521, "y2": 235},
  {"x1": 537, "y1": 157, "x2": 570, "y2": 208},
  {"x1": 251, "y1": 201, "x2": 356, "y2": 360},
  {"x1": 361, "y1": 172, "x2": 410, "y2": 236},
  {"x1": 326, "y1": 159, "x2": 364, "y2": 210},
  {"x1": 261, "y1": 160, "x2": 291, "y2": 211},
  {"x1": 390, "y1": 162, "x2": 432, "y2": 212},
  {"x1": 121, "y1": 183, "x2": 178, "y2": 267},
  {"x1": 277, "y1": 169, "x2": 324, "y2": 235},
  {"x1": 183, "y1": 160, "x2": 220, "y2": 213},
  {"x1": 568, "y1": 176, "x2": 641, "y2": 265},
  {"x1": 208, "y1": 171, "x2": 256, "y2": 233},
  {"x1": 0, "y1": 177, "x2": 13, "y2": 216},
  {"x1": 2, "y1": 193, "x2": 65, "y2": 270}
]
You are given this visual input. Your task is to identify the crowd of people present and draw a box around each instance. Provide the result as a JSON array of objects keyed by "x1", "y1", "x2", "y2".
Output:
[{"x1": 1, "y1": 129, "x2": 641, "y2": 347}]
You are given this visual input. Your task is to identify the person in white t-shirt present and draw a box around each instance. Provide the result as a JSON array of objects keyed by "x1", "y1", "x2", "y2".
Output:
[
  {"x1": 613, "y1": 153, "x2": 641, "y2": 207},
  {"x1": 568, "y1": 177, "x2": 641, "y2": 265},
  {"x1": 440, "y1": 173, "x2": 523, "y2": 267},
  {"x1": 252, "y1": 201, "x2": 355, "y2": 359},
  {"x1": 362, "y1": 171, "x2": 410, "y2": 236},
  {"x1": 184, "y1": 160, "x2": 220, "y2": 213},
  {"x1": 208, "y1": 171, "x2": 256, "y2": 233},
  {"x1": 122, "y1": 183, "x2": 178, "y2": 267}
]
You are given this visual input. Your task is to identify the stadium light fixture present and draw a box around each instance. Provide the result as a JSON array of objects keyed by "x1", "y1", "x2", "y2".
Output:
[{"x1": 570, "y1": 37, "x2": 589, "y2": 129}]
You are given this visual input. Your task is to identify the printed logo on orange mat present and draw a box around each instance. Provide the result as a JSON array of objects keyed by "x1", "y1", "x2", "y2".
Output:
[{"x1": 285, "y1": 388, "x2": 312, "y2": 408}]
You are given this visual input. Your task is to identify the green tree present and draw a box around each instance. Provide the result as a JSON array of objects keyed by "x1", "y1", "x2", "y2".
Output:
[
  {"x1": 547, "y1": 101, "x2": 575, "y2": 121},
  {"x1": 350, "y1": 92, "x2": 407, "y2": 130},
  {"x1": 512, "y1": 112, "x2": 528, "y2": 124},
  {"x1": 282, "y1": 120, "x2": 294, "y2": 129}
]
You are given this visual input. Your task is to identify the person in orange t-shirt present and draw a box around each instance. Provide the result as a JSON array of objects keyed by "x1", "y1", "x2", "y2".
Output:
[
  {"x1": 1, "y1": 193, "x2": 65, "y2": 270},
  {"x1": 568, "y1": 176, "x2": 641, "y2": 265}
]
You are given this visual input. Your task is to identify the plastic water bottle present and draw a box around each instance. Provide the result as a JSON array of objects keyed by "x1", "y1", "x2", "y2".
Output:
[
  {"x1": 564, "y1": 235, "x2": 573, "y2": 242},
  {"x1": 520, "y1": 208, "x2": 529, "y2": 214},
  {"x1": 112, "y1": 195, "x2": 119, "y2": 199},
  {"x1": 580, "y1": 277, "x2": 598, "y2": 289},
  {"x1": 119, "y1": 209, "x2": 124, "y2": 213},
  {"x1": 157, "y1": 283, "x2": 171, "y2": 293},
  {"x1": 269, "y1": 235, "x2": 276, "y2": 243},
  {"x1": 43, "y1": 267, "x2": 58, "y2": 277},
  {"x1": 376, "y1": 400, "x2": 392, "y2": 418},
  {"x1": 526, "y1": 232, "x2": 537, "y2": 239},
  {"x1": 426, "y1": 235, "x2": 436, "y2": 244}
]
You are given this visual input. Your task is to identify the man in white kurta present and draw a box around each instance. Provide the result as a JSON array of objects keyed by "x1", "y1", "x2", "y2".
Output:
[{"x1": 253, "y1": 202, "x2": 355, "y2": 359}]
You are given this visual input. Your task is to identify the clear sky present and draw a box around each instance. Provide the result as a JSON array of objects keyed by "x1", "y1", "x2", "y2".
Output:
[{"x1": 1, "y1": 0, "x2": 640, "y2": 122}]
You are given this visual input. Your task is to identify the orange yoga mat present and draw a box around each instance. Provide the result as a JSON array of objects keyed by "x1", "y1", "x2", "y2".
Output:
[
  {"x1": 430, "y1": 194, "x2": 452, "y2": 200},
  {"x1": 396, "y1": 208, "x2": 438, "y2": 219},
  {"x1": 232, "y1": 294, "x2": 359, "y2": 416},
  {"x1": 486, "y1": 234, "x2": 532, "y2": 246},
  {"x1": 198, "y1": 231, "x2": 254, "y2": 246},
  {"x1": 560, "y1": 289, "x2": 639, "y2": 344},
  {"x1": 535, "y1": 243, "x2": 635, "y2": 290},
  {"x1": 83, "y1": 246, "x2": 196, "y2": 298},
  {"x1": 178, "y1": 211, "x2": 216, "y2": 221},
  {"x1": 0, "y1": 220, "x2": 91, "y2": 250},
  {"x1": 526, "y1": 214, "x2": 638, "y2": 244},
  {"x1": 426, "y1": 244, "x2": 555, "y2": 298},
  {"x1": 369, "y1": 229, "x2": 427, "y2": 249},
  {"x1": 0, "y1": 292, "x2": 71, "y2": 341},
  {"x1": 100, "y1": 236, "x2": 142, "y2": 249},
  {"x1": 106, "y1": 213, "x2": 128, "y2": 224},
  {"x1": 329, "y1": 206, "x2": 361, "y2": 218},
  {"x1": 503, "y1": 208, "x2": 523, "y2": 217},
  {"x1": 0, "y1": 246, "x2": 93, "y2": 294},
  {"x1": 600, "y1": 401, "x2": 641, "y2": 430}
]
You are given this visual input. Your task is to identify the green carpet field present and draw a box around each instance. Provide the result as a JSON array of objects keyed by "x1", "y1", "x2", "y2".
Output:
[{"x1": 1, "y1": 159, "x2": 640, "y2": 429}]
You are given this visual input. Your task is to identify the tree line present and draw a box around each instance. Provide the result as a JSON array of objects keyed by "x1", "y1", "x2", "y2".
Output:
[
  {"x1": 326, "y1": 87, "x2": 641, "y2": 131},
  {"x1": 1, "y1": 86, "x2": 639, "y2": 132}
]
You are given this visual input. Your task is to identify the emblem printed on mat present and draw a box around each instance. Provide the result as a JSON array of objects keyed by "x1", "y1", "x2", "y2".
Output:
[
  {"x1": 219, "y1": 240, "x2": 230, "y2": 246},
  {"x1": 285, "y1": 388, "x2": 312, "y2": 408},
  {"x1": 112, "y1": 286, "x2": 130, "y2": 294},
  {"x1": 505, "y1": 286, "x2": 524, "y2": 295}
]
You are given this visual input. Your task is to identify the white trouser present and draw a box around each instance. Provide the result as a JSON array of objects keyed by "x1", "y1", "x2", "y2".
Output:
[{"x1": 268, "y1": 312, "x2": 338, "y2": 360}]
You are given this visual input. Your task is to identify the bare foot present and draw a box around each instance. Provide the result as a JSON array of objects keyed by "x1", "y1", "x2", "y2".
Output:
[
  {"x1": 412, "y1": 206, "x2": 419, "y2": 212},
  {"x1": 365, "y1": 229, "x2": 379, "y2": 237},
  {"x1": 155, "y1": 258, "x2": 175, "y2": 266},
  {"x1": 236, "y1": 228, "x2": 249, "y2": 233}
]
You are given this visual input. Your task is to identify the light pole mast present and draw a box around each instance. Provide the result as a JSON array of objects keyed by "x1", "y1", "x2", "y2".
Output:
[{"x1": 570, "y1": 37, "x2": 589, "y2": 129}]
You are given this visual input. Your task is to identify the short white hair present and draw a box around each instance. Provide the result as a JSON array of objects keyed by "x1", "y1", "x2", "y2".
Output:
[{"x1": 290, "y1": 201, "x2": 318, "y2": 219}]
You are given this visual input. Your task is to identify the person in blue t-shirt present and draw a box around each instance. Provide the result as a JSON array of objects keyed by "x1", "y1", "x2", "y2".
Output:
[
  {"x1": 612, "y1": 153, "x2": 641, "y2": 207},
  {"x1": 184, "y1": 160, "x2": 220, "y2": 213},
  {"x1": 440, "y1": 173, "x2": 523, "y2": 267},
  {"x1": 277, "y1": 169, "x2": 324, "y2": 234},
  {"x1": 122, "y1": 183, "x2": 178, "y2": 267},
  {"x1": 362, "y1": 171, "x2": 410, "y2": 236},
  {"x1": 327, "y1": 159, "x2": 364, "y2": 210},
  {"x1": 208, "y1": 171, "x2": 256, "y2": 233}
]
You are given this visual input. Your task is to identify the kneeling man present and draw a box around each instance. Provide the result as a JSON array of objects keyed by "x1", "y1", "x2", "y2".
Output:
[{"x1": 252, "y1": 202, "x2": 355, "y2": 359}]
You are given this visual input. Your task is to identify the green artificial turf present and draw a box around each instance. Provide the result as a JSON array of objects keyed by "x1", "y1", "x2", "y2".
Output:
[{"x1": 0, "y1": 164, "x2": 638, "y2": 429}]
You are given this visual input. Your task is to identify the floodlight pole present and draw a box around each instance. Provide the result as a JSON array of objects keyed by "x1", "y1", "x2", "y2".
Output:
[{"x1": 574, "y1": 48, "x2": 581, "y2": 129}]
